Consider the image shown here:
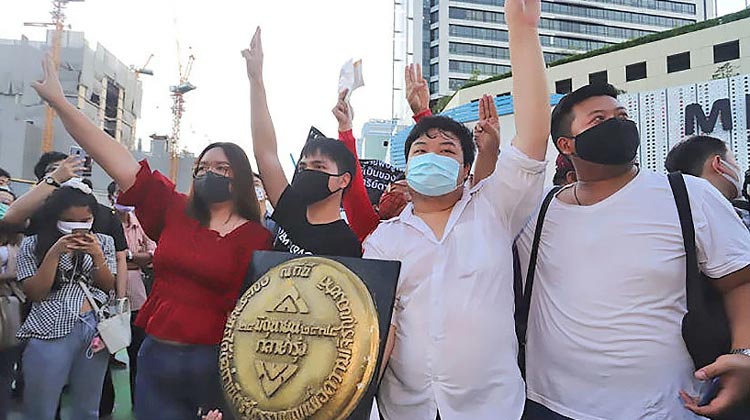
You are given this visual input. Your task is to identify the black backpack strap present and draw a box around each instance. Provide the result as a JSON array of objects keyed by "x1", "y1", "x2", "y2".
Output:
[
  {"x1": 516, "y1": 185, "x2": 561, "y2": 373},
  {"x1": 667, "y1": 172, "x2": 700, "y2": 311}
]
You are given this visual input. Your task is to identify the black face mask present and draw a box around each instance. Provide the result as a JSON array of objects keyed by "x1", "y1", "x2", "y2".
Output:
[
  {"x1": 290, "y1": 169, "x2": 346, "y2": 206},
  {"x1": 193, "y1": 171, "x2": 232, "y2": 204},
  {"x1": 574, "y1": 118, "x2": 641, "y2": 165}
]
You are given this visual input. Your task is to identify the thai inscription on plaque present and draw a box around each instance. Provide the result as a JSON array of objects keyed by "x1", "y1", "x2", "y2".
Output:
[{"x1": 220, "y1": 257, "x2": 380, "y2": 420}]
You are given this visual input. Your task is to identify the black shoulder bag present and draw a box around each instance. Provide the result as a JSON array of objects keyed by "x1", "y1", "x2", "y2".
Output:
[
  {"x1": 514, "y1": 186, "x2": 561, "y2": 377},
  {"x1": 668, "y1": 172, "x2": 731, "y2": 370}
]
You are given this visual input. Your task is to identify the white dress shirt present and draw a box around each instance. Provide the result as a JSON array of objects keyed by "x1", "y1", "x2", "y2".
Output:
[
  {"x1": 364, "y1": 145, "x2": 546, "y2": 420},
  {"x1": 516, "y1": 171, "x2": 750, "y2": 420}
]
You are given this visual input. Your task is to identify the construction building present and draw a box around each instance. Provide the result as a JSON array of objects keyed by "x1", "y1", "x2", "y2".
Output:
[{"x1": 0, "y1": 30, "x2": 195, "y2": 195}]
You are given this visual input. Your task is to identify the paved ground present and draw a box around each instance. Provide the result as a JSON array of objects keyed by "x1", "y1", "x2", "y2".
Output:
[{"x1": 8, "y1": 350, "x2": 135, "y2": 420}]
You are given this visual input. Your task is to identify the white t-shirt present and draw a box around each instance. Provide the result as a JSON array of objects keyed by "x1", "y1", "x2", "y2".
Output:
[
  {"x1": 516, "y1": 170, "x2": 750, "y2": 420},
  {"x1": 364, "y1": 145, "x2": 546, "y2": 420}
]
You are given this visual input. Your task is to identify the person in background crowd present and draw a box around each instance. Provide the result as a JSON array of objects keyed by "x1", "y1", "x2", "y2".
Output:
[
  {"x1": 516, "y1": 83, "x2": 750, "y2": 420},
  {"x1": 552, "y1": 153, "x2": 576, "y2": 186},
  {"x1": 665, "y1": 135, "x2": 750, "y2": 231},
  {"x1": 107, "y1": 181, "x2": 155, "y2": 409},
  {"x1": 3, "y1": 153, "x2": 129, "y2": 297},
  {"x1": 0, "y1": 187, "x2": 15, "y2": 220},
  {"x1": 363, "y1": 0, "x2": 550, "y2": 417},
  {"x1": 31, "y1": 53, "x2": 271, "y2": 420},
  {"x1": 0, "y1": 220, "x2": 23, "y2": 420},
  {"x1": 377, "y1": 176, "x2": 411, "y2": 221},
  {"x1": 0, "y1": 168, "x2": 11, "y2": 189},
  {"x1": 16, "y1": 182, "x2": 116, "y2": 420},
  {"x1": 245, "y1": 28, "x2": 361, "y2": 257},
  {"x1": 336, "y1": 64, "x2": 500, "y2": 241},
  {"x1": 3, "y1": 152, "x2": 129, "y2": 419},
  {"x1": 252, "y1": 172, "x2": 277, "y2": 234}
]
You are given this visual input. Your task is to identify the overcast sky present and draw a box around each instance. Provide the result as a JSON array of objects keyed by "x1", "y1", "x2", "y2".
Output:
[{"x1": 1, "y1": 0, "x2": 747, "y2": 174}]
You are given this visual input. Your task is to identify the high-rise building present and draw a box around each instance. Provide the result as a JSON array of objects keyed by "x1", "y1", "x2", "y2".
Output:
[{"x1": 414, "y1": 0, "x2": 716, "y2": 99}]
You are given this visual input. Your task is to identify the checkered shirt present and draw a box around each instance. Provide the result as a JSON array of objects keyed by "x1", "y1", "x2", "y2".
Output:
[{"x1": 16, "y1": 234, "x2": 117, "y2": 340}]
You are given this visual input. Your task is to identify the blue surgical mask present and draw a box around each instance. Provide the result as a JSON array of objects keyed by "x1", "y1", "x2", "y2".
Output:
[
  {"x1": 406, "y1": 153, "x2": 461, "y2": 197},
  {"x1": 0, "y1": 203, "x2": 8, "y2": 220}
]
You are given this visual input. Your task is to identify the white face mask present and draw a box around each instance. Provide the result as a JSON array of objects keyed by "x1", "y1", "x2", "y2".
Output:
[
  {"x1": 720, "y1": 159, "x2": 743, "y2": 200},
  {"x1": 57, "y1": 220, "x2": 94, "y2": 235},
  {"x1": 113, "y1": 203, "x2": 135, "y2": 214}
]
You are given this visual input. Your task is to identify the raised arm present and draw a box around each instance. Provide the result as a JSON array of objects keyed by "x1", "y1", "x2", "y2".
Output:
[
  {"x1": 405, "y1": 64, "x2": 432, "y2": 122},
  {"x1": 506, "y1": 0, "x2": 549, "y2": 161},
  {"x1": 32, "y1": 56, "x2": 141, "y2": 191},
  {"x1": 3, "y1": 156, "x2": 83, "y2": 226},
  {"x1": 334, "y1": 90, "x2": 380, "y2": 241},
  {"x1": 473, "y1": 95, "x2": 501, "y2": 186},
  {"x1": 243, "y1": 27, "x2": 288, "y2": 207}
]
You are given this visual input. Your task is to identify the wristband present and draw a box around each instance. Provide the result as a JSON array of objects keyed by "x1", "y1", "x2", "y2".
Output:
[{"x1": 730, "y1": 349, "x2": 750, "y2": 358}]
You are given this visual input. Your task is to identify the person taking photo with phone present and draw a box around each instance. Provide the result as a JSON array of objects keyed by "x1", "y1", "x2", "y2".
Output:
[{"x1": 15, "y1": 181, "x2": 116, "y2": 420}]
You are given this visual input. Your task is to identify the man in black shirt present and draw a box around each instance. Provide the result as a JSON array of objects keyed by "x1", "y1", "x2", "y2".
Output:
[
  {"x1": 245, "y1": 28, "x2": 361, "y2": 258},
  {"x1": 270, "y1": 138, "x2": 361, "y2": 257}
]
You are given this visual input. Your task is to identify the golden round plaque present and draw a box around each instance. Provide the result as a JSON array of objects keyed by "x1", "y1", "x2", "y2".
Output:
[{"x1": 220, "y1": 257, "x2": 380, "y2": 420}]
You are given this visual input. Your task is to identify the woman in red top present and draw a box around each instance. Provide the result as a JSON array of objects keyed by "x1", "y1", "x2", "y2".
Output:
[{"x1": 32, "y1": 56, "x2": 270, "y2": 420}]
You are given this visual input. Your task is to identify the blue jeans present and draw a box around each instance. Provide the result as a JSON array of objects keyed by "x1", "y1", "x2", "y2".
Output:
[
  {"x1": 523, "y1": 400, "x2": 573, "y2": 420},
  {"x1": 21, "y1": 311, "x2": 108, "y2": 420},
  {"x1": 135, "y1": 336, "x2": 232, "y2": 420}
]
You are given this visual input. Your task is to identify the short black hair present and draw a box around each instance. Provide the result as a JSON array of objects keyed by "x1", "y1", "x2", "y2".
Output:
[
  {"x1": 551, "y1": 83, "x2": 621, "y2": 150},
  {"x1": 34, "y1": 151, "x2": 68, "y2": 181},
  {"x1": 404, "y1": 116, "x2": 475, "y2": 167},
  {"x1": 665, "y1": 135, "x2": 728, "y2": 176},
  {"x1": 0, "y1": 167, "x2": 10, "y2": 179},
  {"x1": 299, "y1": 137, "x2": 356, "y2": 191},
  {"x1": 107, "y1": 181, "x2": 117, "y2": 197}
]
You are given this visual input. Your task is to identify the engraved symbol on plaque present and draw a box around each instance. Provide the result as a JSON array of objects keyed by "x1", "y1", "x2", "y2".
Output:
[
  {"x1": 254, "y1": 360, "x2": 299, "y2": 397},
  {"x1": 221, "y1": 257, "x2": 380, "y2": 420},
  {"x1": 267, "y1": 284, "x2": 310, "y2": 314}
]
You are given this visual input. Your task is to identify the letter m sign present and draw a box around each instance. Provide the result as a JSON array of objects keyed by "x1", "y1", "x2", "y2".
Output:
[{"x1": 684, "y1": 99, "x2": 733, "y2": 135}]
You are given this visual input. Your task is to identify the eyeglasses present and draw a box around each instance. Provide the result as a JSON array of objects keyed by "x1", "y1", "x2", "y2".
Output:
[{"x1": 193, "y1": 163, "x2": 232, "y2": 178}]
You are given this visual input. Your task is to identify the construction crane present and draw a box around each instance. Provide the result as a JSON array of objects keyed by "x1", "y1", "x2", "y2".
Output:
[
  {"x1": 24, "y1": 0, "x2": 85, "y2": 153},
  {"x1": 129, "y1": 54, "x2": 154, "y2": 147},
  {"x1": 168, "y1": 48, "x2": 196, "y2": 182}
]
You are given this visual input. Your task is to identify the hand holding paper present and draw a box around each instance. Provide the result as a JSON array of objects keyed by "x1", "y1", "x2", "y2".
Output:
[
  {"x1": 338, "y1": 59, "x2": 364, "y2": 119},
  {"x1": 333, "y1": 89, "x2": 353, "y2": 132}
]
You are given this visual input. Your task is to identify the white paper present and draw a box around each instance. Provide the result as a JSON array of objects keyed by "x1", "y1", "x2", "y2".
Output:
[{"x1": 338, "y1": 58, "x2": 365, "y2": 105}]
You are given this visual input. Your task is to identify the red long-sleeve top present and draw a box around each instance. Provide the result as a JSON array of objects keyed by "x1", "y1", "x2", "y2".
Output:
[
  {"x1": 118, "y1": 161, "x2": 271, "y2": 345},
  {"x1": 340, "y1": 109, "x2": 432, "y2": 242}
]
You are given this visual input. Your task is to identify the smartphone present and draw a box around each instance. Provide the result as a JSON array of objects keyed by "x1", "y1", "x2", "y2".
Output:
[
  {"x1": 71, "y1": 228, "x2": 90, "y2": 236},
  {"x1": 697, "y1": 377, "x2": 720, "y2": 407},
  {"x1": 69, "y1": 145, "x2": 93, "y2": 177}
]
